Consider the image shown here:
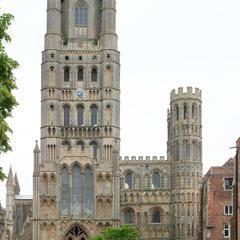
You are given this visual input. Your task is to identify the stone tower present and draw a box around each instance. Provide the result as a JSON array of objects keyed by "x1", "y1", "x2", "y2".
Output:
[
  {"x1": 167, "y1": 87, "x2": 202, "y2": 240},
  {"x1": 32, "y1": 0, "x2": 120, "y2": 239}
]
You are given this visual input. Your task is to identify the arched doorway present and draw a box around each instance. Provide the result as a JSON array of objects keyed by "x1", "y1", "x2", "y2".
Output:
[{"x1": 64, "y1": 225, "x2": 88, "y2": 240}]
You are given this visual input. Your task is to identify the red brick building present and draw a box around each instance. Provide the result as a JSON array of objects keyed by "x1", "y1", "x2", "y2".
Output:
[
  {"x1": 201, "y1": 158, "x2": 233, "y2": 240},
  {"x1": 231, "y1": 138, "x2": 240, "y2": 240}
]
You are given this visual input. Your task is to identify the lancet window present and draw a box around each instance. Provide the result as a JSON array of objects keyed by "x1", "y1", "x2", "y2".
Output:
[{"x1": 75, "y1": 1, "x2": 88, "y2": 26}]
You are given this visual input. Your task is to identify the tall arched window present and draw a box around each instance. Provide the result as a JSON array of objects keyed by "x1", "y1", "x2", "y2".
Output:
[
  {"x1": 78, "y1": 67, "x2": 84, "y2": 81},
  {"x1": 61, "y1": 167, "x2": 69, "y2": 215},
  {"x1": 152, "y1": 210, "x2": 161, "y2": 223},
  {"x1": 77, "y1": 105, "x2": 84, "y2": 127},
  {"x1": 175, "y1": 105, "x2": 179, "y2": 121},
  {"x1": 63, "y1": 105, "x2": 70, "y2": 127},
  {"x1": 75, "y1": 1, "x2": 88, "y2": 26},
  {"x1": 91, "y1": 141, "x2": 98, "y2": 159},
  {"x1": 184, "y1": 104, "x2": 188, "y2": 120},
  {"x1": 84, "y1": 167, "x2": 93, "y2": 217},
  {"x1": 64, "y1": 67, "x2": 70, "y2": 82},
  {"x1": 91, "y1": 68, "x2": 98, "y2": 82},
  {"x1": 72, "y1": 165, "x2": 81, "y2": 215},
  {"x1": 152, "y1": 172, "x2": 160, "y2": 189},
  {"x1": 125, "y1": 172, "x2": 133, "y2": 189},
  {"x1": 124, "y1": 208, "x2": 134, "y2": 224},
  {"x1": 90, "y1": 105, "x2": 98, "y2": 126}
]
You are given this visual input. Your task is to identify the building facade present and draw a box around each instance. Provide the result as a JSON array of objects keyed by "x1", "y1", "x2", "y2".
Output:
[
  {"x1": 2, "y1": 1, "x2": 203, "y2": 239},
  {"x1": 231, "y1": 138, "x2": 240, "y2": 240},
  {"x1": 201, "y1": 159, "x2": 233, "y2": 240}
]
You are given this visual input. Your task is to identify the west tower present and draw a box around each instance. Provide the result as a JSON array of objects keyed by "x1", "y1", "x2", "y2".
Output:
[
  {"x1": 33, "y1": 0, "x2": 120, "y2": 239},
  {"x1": 168, "y1": 87, "x2": 202, "y2": 240}
]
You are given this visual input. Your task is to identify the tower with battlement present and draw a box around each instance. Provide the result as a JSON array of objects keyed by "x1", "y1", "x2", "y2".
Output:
[
  {"x1": 32, "y1": 0, "x2": 120, "y2": 239},
  {"x1": 2, "y1": 1, "x2": 204, "y2": 239},
  {"x1": 168, "y1": 87, "x2": 202, "y2": 240}
]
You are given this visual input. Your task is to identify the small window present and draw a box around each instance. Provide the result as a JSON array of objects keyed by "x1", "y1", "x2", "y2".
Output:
[
  {"x1": 125, "y1": 172, "x2": 133, "y2": 189},
  {"x1": 64, "y1": 67, "x2": 70, "y2": 82},
  {"x1": 91, "y1": 68, "x2": 97, "y2": 82},
  {"x1": 90, "y1": 105, "x2": 98, "y2": 126},
  {"x1": 124, "y1": 208, "x2": 134, "y2": 224},
  {"x1": 224, "y1": 224, "x2": 230, "y2": 238},
  {"x1": 92, "y1": 142, "x2": 98, "y2": 159},
  {"x1": 224, "y1": 205, "x2": 233, "y2": 215},
  {"x1": 184, "y1": 104, "x2": 188, "y2": 120},
  {"x1": 224, "y1": 178, "x2": 233, "y2": 190},
  {"x1": 152, "y1": 210, "x2": 161, "y2": 223},
  {"x1": 77, "y1": 105, "x2": 84, "y2": 127},
  {"x1": 64, "y1": 105, "x2": 70, "y2": 127},
  {"x1": 152, "y1": 172, "x2": 160, "y2": 189},
  {"x1": 78, "y1": 67, "x2": 84, "y2": 81},
  {"x1": 175, "y1": 105, "x2": 179, "y2": 121}
]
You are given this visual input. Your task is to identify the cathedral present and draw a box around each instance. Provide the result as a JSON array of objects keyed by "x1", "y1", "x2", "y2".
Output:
[{"x1": 0, "y1": 0, "x2": 203, "y2": 239}]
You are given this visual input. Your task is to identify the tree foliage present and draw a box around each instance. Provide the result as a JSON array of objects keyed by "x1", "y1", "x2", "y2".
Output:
[
  {"x1": 90, "y1": 225, "x2": 139, "y2": 240},
  {"x1": 0, "y1": 12, "x2": 19, "y2": 180}
]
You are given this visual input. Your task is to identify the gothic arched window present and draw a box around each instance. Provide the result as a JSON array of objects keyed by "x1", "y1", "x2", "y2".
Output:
[
  {"x1": 90, "y1": 105, "x2": 98, "y2": 126},
  {"x1": 124, "y1": 208, "x2": 134, "y2": 224},
  {"x1": 64, "y1": 67, "x2": 70, "y2": 82},
  {"x1": 72, "y1": 165, "x2": 81, "y2": 215},
  {"x1": 63, "y1": 105, "x2": 70, "y2": 127},
  {"x1": 152, "y1": 210, "x2": 161, "y2": 223},
  {"x1": 90, "y1": 141, "x2": 98, "y2": 159},
  {"x1": 184, "y1": 104, "x2": 188, "y2": 120},
  {"x1": 84, "y1": 167, "x2": 93, "y2": 217},
  {"x1": 78, "y1": 67, "x2": 84, "y2": 81},
  {"x1": 61, "y1": 167, "x2": 69, "y2": 215},
  {"x1": 152, "y1": 172, "x2": 160, "y2": 189},
  {"x1": 75, "y1": 1, "x2": 88, "y2": 26},
  {"x1": 77, "y1": 105, "x2": 84, "y2": 127},
  {"x1": 125, "y1": 172, "x2": 133, "y2": 189},
  {"x1": 175, "y1": 104, "x2": 179, "y2": 121},
  {"x1": 91, "y1": 68, "x2": 98, "y2": 82}
]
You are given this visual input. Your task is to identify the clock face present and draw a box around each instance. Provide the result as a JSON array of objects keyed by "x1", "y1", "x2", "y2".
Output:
[{"x1": 75, "y1": 88, "x2": 87, "y2": 99}]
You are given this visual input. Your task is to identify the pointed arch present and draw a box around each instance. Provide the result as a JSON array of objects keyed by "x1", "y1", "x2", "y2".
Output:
[
  {"x1": 61, "y1": 166, "x2": 69, "y2": 215},
  {"x1": 72, "y1": 164, "x2": 82, "y2": 215},
  {"x1": 78, "y1": 66, "x2": 84, "y2": 81},
  {"x1": 90, "y1": 104, "x2": 98, "y2": 126},
  {"x1": 83, "y1": 166, "x2": 93, "y2": 217},
  {"x1": 63, "y1": 66, "x2": 70, "y2": 82},
  {"x1": 63, "y1": 104, "x2": 70, "y2": 127},
  {"x1": 77, "y1": 104, "x2": 84, "y2": 127},
  {"x1": 152, "y1": 171, "x2": 161, "y2": 189},
  {"x1": 75, "y1": 1, "x2": 88, "y2": 26}
]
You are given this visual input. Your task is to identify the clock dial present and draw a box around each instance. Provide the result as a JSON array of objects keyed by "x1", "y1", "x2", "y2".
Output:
[{"x1": 75, "y1": 88, "x2": 87, "y2": 99}]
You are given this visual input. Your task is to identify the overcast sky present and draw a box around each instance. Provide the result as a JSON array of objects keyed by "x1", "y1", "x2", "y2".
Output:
[{"x1": 1, "y1": 0, "x2": 240, "y2": 206}]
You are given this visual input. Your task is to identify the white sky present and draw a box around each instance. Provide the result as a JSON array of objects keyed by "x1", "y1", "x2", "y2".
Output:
[{"x1": 1, "y1": 0, "x2": 240, "y2": 207}]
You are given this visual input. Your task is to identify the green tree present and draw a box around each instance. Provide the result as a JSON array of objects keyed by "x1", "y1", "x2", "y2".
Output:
[
  {"x1": 0, "y1": 12, "x2": 19, "y2": 181},
  {"x1": 90, "y1": 225, "x2": 139, "y2": 240}
]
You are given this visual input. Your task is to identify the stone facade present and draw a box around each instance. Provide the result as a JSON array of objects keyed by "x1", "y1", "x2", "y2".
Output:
[
  {"x1": 1, "y1": 1, "x2": 203, "y2": 240},
  {"x1": 231, "y1": 138, "x2": 240, "y2": 240},
  {"x1": 201, "y1": 159, "x2": 233, "y2": 240}
]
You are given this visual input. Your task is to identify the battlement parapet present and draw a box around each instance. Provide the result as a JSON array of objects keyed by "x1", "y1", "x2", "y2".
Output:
[
  {"x1": 120, "y1": 156, "x2": 165, "y2": 161},
  {"x1": 170, "y1": 87, "x2": 201, "y2": 102}
]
